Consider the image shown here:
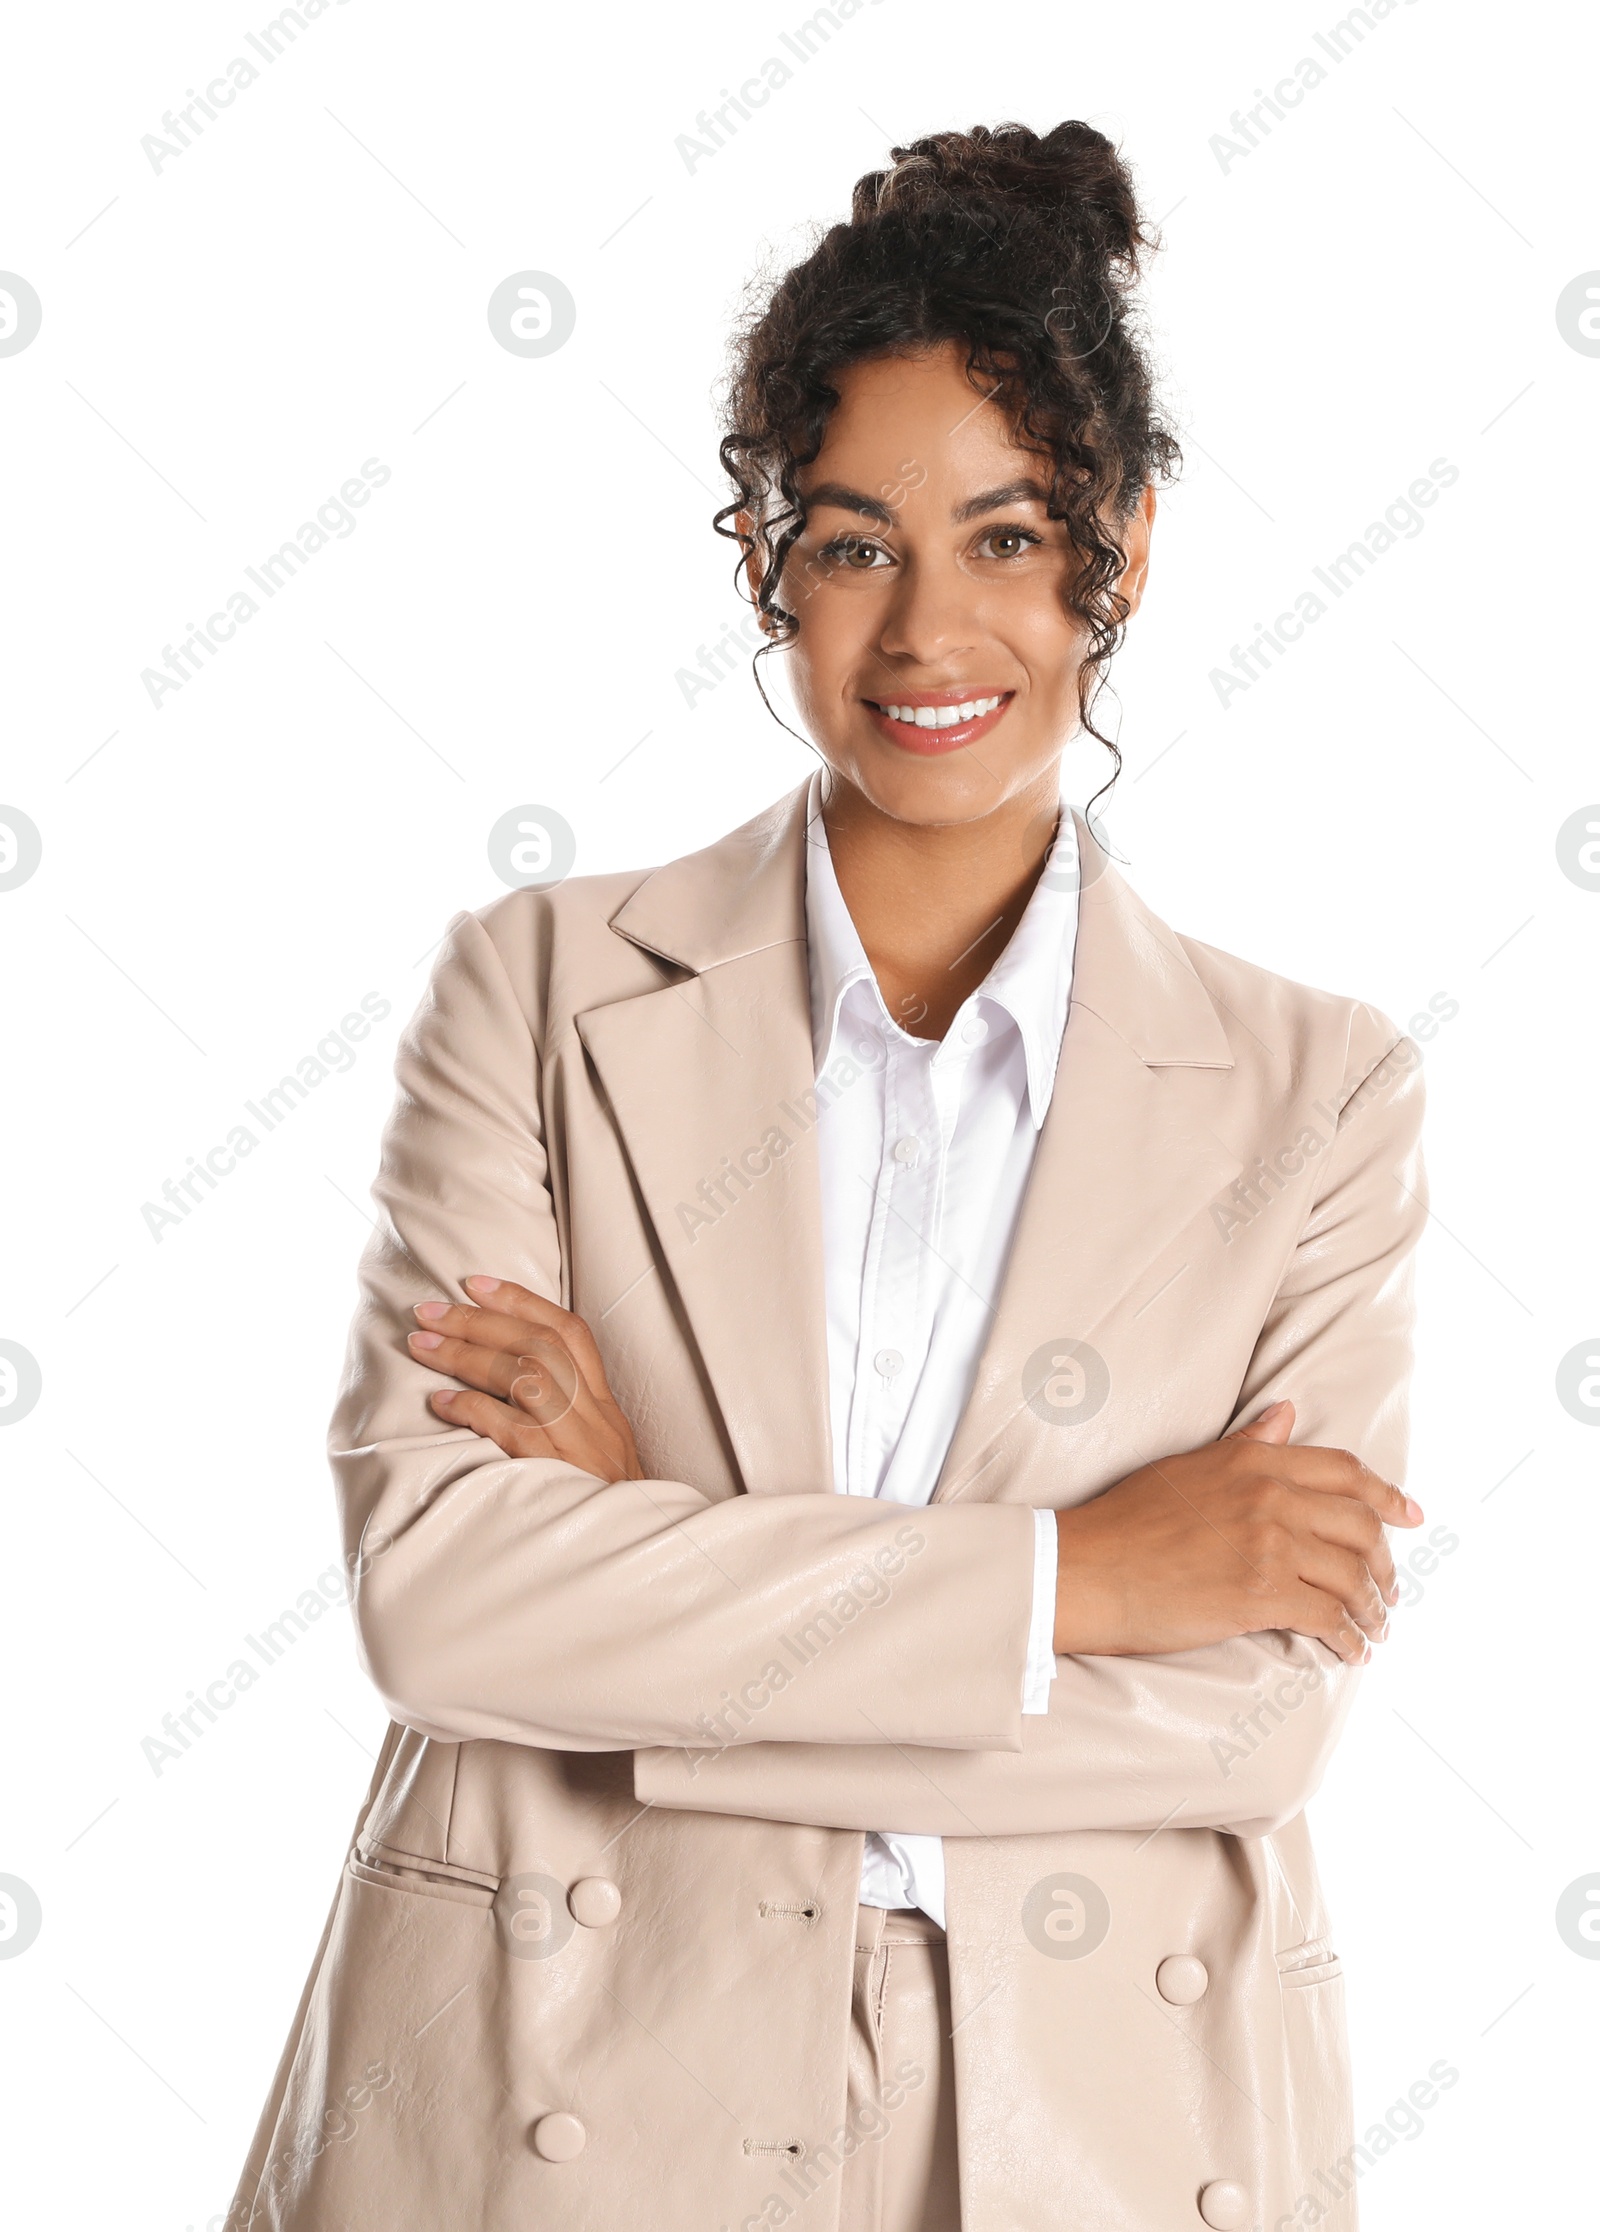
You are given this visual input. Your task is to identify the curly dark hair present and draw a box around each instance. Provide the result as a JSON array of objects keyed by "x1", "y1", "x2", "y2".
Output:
[{"x1": 714, "y1": 119, "x2": 1182, "y2": 798}]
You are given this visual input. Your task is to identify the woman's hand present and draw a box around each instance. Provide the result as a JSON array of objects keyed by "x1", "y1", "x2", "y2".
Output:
[
  {"x1": 1052, "y1": 1399, "x2": 1424, "y2": 1666},
  {"x1": 406, "y1": 1275, "x2": 644, "y2": 1484}
]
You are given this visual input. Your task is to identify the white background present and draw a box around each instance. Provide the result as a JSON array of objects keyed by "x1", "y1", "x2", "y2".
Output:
[{"x1": 2, "y1": 1, "x2": 1595, "y2": 2225}]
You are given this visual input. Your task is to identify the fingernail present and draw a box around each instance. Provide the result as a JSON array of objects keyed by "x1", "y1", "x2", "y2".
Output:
[
  {"x1": 465, "y1": 1275, "x2": 500, "y2": 1295},
  {"x1": 432, "y1": 1388, "x2": 454, "y2": 1406},
  {"x1": 413, "y1": 1301, "x2": 448, "y2": 1322},
  {"x1": 1260, "y1": 1399, "x2": 1289, "y2": 1417},
  {"x1": 409, "y1": 1330, "x2": 443, "y2": 1350},
  {"x1": 1404, "y1": 1497, "x2": 1425, "y2": 1524}
]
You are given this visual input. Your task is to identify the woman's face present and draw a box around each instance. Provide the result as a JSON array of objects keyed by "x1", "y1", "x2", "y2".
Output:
[{"x1": 762, "y1": 341, "x2": 1154, "y2": 829}]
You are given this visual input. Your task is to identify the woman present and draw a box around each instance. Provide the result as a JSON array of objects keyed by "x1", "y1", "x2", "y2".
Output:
[{"x1": 229, "y1": 122, "x2": 1426, "y2": 2232}]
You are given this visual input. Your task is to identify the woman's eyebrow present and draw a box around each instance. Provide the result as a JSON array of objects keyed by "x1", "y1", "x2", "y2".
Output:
[
  {"x1": 951, "y1": 477, "x2": 1051, "y2": 521},
  {"x1": 802, "y1": 481, "x2": 895, "y2": 524},
  {"x1": 799, "y1": 475, "x2": 1052, "y2": 526}
]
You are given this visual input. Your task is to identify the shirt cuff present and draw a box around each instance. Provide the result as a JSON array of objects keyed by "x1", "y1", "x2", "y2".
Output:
[{"x1": 1023, "y1": 1507, "x2": 1058, "y2": 1714}]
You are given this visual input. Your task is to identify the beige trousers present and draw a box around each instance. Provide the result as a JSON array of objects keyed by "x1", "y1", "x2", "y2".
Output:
[{"x1": 837, "y1": 1906, "x2": 960, "y2": 2232}]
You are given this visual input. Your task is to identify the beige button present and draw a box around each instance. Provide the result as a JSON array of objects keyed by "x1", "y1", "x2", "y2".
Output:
[
  {"x1": 568, "y1": 1876, "x2": 622, "y2": 1928},
  {"x1": 532, "y1": 2112, "x2": 587, "y2": 2162},
  {"x1": 1156, "y1": 1954, "x2": 1209, "y2": 2005},
  {"x1": 1198, "y1": 2180, "x2": 1248, "y2": 2229}
]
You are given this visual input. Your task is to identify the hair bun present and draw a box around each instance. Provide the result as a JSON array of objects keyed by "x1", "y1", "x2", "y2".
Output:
[{"x1": 849, "y1": 120, "x2": 1148, "y2": 278}]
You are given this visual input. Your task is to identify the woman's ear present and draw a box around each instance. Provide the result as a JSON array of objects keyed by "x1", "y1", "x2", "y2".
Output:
[{"x1": 1114, "y1": 485, "x2": 1157, "y2": 620}]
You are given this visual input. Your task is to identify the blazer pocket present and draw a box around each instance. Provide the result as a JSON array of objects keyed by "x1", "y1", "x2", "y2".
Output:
[
  {"x1": 1277, "y1": 1935, "x2": 1344, "y2": 1991},
  {"x1": 348, "y1": 1838, "x2": 500, "y2": 1911}
]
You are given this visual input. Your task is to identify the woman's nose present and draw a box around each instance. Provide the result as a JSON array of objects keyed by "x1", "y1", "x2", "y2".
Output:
[{"x1": 872, "y1": 556, "x2": 980, "y2": 667}]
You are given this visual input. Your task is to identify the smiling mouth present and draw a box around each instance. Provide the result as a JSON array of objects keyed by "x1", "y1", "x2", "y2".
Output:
[
  {"x1": 862, "y1": 690, "x2": 1015, "y2": 753},
  {"x1": 875, "y1": 692, "x2": 1006, "y2": 729}
]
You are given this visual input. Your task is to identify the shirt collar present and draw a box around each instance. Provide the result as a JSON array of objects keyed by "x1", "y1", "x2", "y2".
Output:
[{"x1": 802, "y1": 770, "x2": 1080, "y2": 1129}]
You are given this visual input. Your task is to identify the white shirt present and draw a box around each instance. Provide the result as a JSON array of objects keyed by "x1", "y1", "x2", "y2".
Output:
[{"x1": 803, "y1": 774, "x2": 1076, "y2": 1926}]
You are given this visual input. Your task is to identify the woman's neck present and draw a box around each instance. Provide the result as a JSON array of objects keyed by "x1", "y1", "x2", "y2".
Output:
[{"x1": 819, "y1": 774, "x2": 1063, "y2": 1040}]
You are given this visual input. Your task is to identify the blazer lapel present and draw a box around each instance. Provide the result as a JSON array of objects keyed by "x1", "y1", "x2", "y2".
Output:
[
  {"x1": 577, "y1": 783, "x2": 835, "y2": 1500},
  {"x1": 933, "y1": 813, "x2": 1243, "y2": 1504},
  {"x1": 578, "y1": 790, "x2": 1242, "y2": 1513}
]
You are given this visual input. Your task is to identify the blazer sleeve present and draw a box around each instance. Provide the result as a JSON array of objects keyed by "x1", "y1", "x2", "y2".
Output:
[
  {"x1": 331, "y1": 906, "x2": 1039, "y2": 1755},
  {"x1": 632, "y1": 1029, "x2": 1428, "y2": 1839}
]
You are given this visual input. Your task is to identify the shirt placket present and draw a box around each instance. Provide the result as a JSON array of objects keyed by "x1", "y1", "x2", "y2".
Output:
[{"x1": 848, "y1": 1032, "x2": 940, "y2": 1501}]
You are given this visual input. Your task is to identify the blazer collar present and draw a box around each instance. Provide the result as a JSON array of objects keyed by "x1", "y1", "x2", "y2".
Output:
[
  {"x1": 608, "y1": 777, "x2": 1235, "y2": 1075},
  {"x1": 606, "y1": 782, "x2": 812, "y2": 976}
]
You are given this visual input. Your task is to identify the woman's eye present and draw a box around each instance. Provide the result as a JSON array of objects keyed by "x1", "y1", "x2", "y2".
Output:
[
  {"x1": 980, "y1": 526, "x2": 1042, "y2": 559},
  {"x1": 821, "y1": 536, "x2": 890, "y2": 571}
]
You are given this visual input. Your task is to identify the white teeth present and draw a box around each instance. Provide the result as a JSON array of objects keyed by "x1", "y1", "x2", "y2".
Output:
[{"x1": 880, "y1": 695, "x2": 1002, "y2": 726}]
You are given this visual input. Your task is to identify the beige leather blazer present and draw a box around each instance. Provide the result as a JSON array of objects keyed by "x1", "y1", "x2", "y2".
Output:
[{"x1": 228, "y1": 780, "x2": 1426, "y2": 2232}]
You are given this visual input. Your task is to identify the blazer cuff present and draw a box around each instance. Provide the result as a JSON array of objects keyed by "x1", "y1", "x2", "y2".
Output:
[{"x1": 1023, "y1": 1507, "x2": 1058, "y2": 1715}]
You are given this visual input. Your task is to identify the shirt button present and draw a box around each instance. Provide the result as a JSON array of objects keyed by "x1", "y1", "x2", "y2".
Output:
[
  {"x1": 892, "y1": 1135, "x2": 921, "y2": 1166},
  {"x1": 960, "y1": 1015, "x2": 988, "y2": 1045},
  {"x1": 874, "y1": 1348, "x2": 904, "y2": 1379}
]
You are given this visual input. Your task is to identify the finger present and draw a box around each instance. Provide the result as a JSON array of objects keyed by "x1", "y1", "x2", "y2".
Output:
[
  {"x1": 430, "y1": 1385, "x2": 555, "y2": 1461},
  {"x1": 409, "y1": 1330, "x2": 527, "y2": 1395},
  {"x1": 1292, "y1": 1539, "x2": 1389, "y2": 1640},
  {"x1": 410, "y1": 1331, "x2": 583, "y2": 1426},
  {"x1": 1278, "y1": 1486, "x2": 1399, "y2": 1605},
  {"x1": 1273, "y1": 1584, "x2": 1372, "y2": 1666},
  {"x1": 1243, "y1": 1441, "x2": 1422, "y2": 1527},
  {"x1": 413, "y1": 1300, "x2": 569, "y2": 1359},
  {"x1": 1228, "y1": 1398, "x2": 1295, "y2": 1445},
  {"x1": 433, "y1": 1382, "x2": 632, "y2": 1484},
  {"x1": 417, "y1": 1279, "x2": 618, "y2": 1409},
  {"x1": 461, "y1": 1277, "x2": 613, "y2": 1397}
]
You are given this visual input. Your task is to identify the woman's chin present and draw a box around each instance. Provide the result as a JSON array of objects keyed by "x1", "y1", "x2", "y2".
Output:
[{"x1": 816, "y1": 736, "x2": 1057, "y2": 831}]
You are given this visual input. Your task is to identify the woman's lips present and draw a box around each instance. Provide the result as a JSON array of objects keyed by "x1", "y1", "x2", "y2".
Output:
[{"x1": 863, "y1": 691, "x2": 1015, "y2": 754}]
